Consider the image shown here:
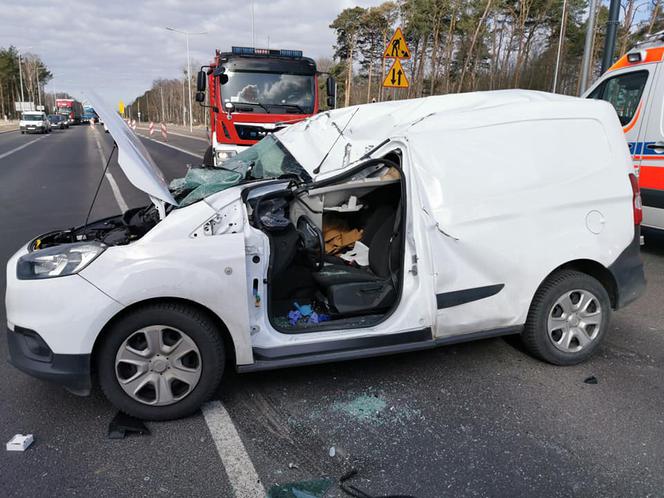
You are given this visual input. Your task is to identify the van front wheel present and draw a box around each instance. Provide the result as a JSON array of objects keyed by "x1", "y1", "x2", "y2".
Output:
[
  {"x1": 98, "y1": 303, "x2": 225, "y2": 420},
  {"x1": 522, "y1": 270, "x2": 610, "y2": 365}
]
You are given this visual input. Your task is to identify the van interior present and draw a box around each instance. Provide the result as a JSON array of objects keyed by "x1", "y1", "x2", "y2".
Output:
[{"x1": 246, "y1": 153, "x2": 405, "y2": 333}]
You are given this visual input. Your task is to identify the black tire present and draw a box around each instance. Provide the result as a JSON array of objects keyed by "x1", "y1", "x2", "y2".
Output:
[
  {"x1": 98, "y1": 302, "x2": 225, "y2": 420},
  {"x1": 521, "y1": 270, "x2": 611, "y2": 365},
  {"x1": 203, "y1": 145, "x2": 214, "y2": 167}
]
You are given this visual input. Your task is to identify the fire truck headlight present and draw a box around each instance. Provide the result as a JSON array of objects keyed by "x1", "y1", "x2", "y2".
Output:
[{"x1": 215, "y1": 150, "x2": 237, "y2": 163}]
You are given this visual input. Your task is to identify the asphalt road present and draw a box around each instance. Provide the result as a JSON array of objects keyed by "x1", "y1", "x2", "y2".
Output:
[{"x1": 1, "y1": 125, "x2": 664, "y2": 497}]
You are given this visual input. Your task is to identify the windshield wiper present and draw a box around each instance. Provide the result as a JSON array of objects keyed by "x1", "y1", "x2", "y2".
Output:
[
  {"x1": 264, "y1": 103, "x2": 307, "y2": 114},
  {"x1": 239, "y1": 102, "x2": 270, "y2": 113}
]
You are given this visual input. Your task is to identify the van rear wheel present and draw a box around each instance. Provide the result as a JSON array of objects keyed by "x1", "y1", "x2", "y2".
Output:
[
  {"x1": 521, "y1": 270, "x2": 610, "y2": 365},
  {"x1": 98, "y1": 303, "x2": 225, "y2": 420}
]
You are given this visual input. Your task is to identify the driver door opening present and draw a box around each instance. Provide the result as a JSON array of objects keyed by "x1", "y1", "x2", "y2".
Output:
[{"x1": 248, "y1": 153, "x2": 405, "y2": 333}]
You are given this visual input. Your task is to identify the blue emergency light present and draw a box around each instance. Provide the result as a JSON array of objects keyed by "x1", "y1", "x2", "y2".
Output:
[{"x1": 231, "y1": 46, "x2": 303, "y2": 57}]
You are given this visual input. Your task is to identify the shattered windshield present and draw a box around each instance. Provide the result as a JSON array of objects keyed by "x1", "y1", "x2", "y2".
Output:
[{"x1": 170, "y1": 135, "x2": 310, "y2": 207}]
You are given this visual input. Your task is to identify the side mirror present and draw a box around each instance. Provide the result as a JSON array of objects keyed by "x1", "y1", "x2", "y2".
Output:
[
  {"x1": 196, "y1": 70, "x2": 206, "y2": 92},
  {"x1": 326, "y1": 76, "x2": 336, "y2": 97},
  {"x1": 195, "y1": 92, "x2": 205, "y2": 103},
  {"x1": 326, "y1": 76, "x2": 336, "y2": 109}
]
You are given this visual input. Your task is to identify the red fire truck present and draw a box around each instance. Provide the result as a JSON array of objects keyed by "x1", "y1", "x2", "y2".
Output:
[
  {"x1": 55, "y1": 98, "x2": 84, "y2": 125},
  {"x1": 195, "y1": 46, "x2": 336, "y2": 166}
]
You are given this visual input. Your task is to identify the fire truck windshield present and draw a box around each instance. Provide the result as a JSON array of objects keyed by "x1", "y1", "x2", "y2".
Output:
[{"x1": 223, "y1": 71, "x2": 314, "y2": 113}]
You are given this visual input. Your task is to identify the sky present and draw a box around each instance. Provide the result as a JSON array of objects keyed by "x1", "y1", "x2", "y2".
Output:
[{"x1": 0, "y1": 0, "x2": 382, "y2": 105}]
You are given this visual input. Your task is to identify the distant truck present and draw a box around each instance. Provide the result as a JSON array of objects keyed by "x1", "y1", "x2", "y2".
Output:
[
  {"x1": 56, "y1": 98, "x2": 83, "y2": 125},
  {"x1": 82, "y1": 106, "x2": 98, "y2": 124},
  {"x1": 195, "y1": 46, "x2": 336, "y2": 166}
]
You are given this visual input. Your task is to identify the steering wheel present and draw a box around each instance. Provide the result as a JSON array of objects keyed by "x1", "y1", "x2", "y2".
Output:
[{"x1": 296, "y1": 215, "x2": 324, "y2": 271}]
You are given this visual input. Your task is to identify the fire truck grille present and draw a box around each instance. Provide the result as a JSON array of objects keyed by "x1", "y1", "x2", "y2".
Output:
[{"x1": 235, "y1": 124, "x2": 284, "y2": 141}]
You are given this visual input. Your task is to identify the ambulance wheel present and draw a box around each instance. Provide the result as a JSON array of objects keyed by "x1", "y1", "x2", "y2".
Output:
[
  {"x1": 521, "y1": 270, "x2": 610, "y2": 365},
  {"x1": 203, "y1": 145, "x2": 214, "y2": 167},
  {"x1": 98, "y1": 302, "x2": 225, "y2": 420}
]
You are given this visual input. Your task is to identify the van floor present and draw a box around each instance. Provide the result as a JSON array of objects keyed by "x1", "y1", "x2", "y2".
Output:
[{"x1": 270, "y1": 298, "x2": 384, "y2": 333}]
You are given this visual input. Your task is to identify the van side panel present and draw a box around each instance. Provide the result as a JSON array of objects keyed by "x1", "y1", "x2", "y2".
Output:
[
  {"x1": 410, "y1": 104, "x2": 634, "y2": 337},
  {"x1": 80, "y1": 200, "x2": 253, "y2": 364}
]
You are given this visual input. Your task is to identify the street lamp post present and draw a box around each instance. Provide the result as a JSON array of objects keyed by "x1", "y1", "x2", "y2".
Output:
[
  {"x1": 166, "y1": 27, "x2": 207, "y2": 133},
  {"x1": 552, "y1": 0, "x2": 568, "y2": 93}
]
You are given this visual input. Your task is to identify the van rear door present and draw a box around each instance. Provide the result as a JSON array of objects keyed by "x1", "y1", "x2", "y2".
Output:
[{"x1": 586, "y1": 63, "x2": 659, "y2": 228}]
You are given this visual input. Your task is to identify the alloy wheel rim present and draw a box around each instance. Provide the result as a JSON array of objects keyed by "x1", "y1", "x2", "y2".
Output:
[
  {"x1": 115, "y1": 325, "x2": 202, "y2": 406},
  {"x1": 547, "y1": 289, "x2": 602, "y2": 353}
]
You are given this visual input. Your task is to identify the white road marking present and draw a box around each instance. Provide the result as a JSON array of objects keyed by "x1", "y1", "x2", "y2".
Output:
[
  {"x1": 202, "y1": 401, "x2": 264, "y2": 497},
  {"x1": 138, "y1": 133, "x2": 204, "y2": 159},
  {"x1": 136, "y1": 126, "x2": 209, "y2": 142},
  {"x1": 92, "y1": 128, "x2": 129, "y2": 212},
  {"x1": 0, "y1": 134, "x2": 49, "y2": 160}
]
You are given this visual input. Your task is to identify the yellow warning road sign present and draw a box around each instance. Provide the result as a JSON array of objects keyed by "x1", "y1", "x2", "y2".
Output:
[
  {"x1": 383, "y1": 59, "x2": 409, "y2": 88},
  {"x1": 383, "y1": 27, "x2": 410, "y2": 59},
  {"x1": 118, "y1": 100, "x2": 125, "y2": 115}
]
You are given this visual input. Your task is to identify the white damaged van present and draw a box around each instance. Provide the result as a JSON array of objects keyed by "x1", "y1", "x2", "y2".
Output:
[{"x1": 5, "y1": 90, "x2": 646, "y2": 420}]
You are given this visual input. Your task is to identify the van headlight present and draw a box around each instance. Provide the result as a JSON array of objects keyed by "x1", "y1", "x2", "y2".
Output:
[{"x1": 17, "y1": 242, "x2": 106, "y2": 280}]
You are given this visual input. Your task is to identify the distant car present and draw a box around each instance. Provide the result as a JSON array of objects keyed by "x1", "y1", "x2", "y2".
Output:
[
  {"x1": 58, "y1": 114, "x2": 71, "y2": 128},
  {"x1": 47, "y1": 114, "x2": 66, "y2": 130},
  {"x1": 19, "y1": 111, "x2": 51, "y2": 134}
]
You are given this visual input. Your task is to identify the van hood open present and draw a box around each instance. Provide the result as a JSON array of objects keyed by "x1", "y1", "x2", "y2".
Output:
[{"x1": 85, "y1": 92, "x2": 177, "y2": 209}]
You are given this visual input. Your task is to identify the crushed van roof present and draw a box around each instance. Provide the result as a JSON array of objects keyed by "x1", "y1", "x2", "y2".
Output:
[{"x1": 277, "y1": 89, "x2": 613, "y2": 176}]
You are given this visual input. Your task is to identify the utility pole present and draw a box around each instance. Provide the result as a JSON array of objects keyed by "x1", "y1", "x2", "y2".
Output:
[
  {"x1": 166, "y1": 27, "x2": 207, "y2": 132},
  {"x1": 601, "y1": 0, "x2": 621, "y2": 73},
  {"x1": 251, "y1": 0, "x2": 256, "y2": 47},
  {"x1": 552, "y1": 0, "x2": 568, "y2": 93},
  {"x1": 36, "y1": 68, "x2": 42, "y2": 108},
  {"x1": 17, "y1": 49, "x2": 25, "y2": 105},
  {"x1": 579, "y1": 0, "x2": 598, "y2": 94},
  {"x1": 182, "y1": 77, "x2": 186, "y2": 126}
]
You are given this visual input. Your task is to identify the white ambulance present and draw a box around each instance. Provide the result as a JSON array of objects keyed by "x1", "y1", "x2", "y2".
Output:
[{"x1": 585, "y1": 31, "x2": 664, "y2": 233}]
